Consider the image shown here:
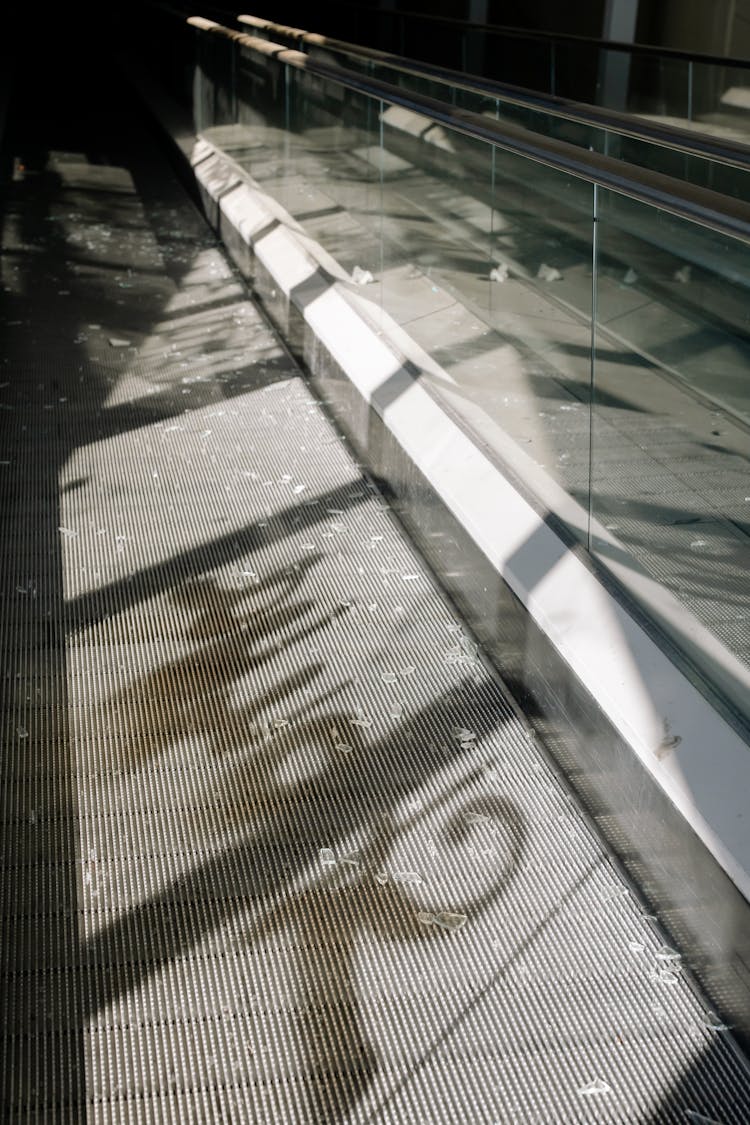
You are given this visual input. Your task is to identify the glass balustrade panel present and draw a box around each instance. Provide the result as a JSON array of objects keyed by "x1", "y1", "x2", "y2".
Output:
[{"x1": 591, "y1": 187, "x2": 750, "y2": 722}]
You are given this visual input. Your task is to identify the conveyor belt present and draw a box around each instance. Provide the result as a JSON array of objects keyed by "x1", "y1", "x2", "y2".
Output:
[{"x1": 1, "y1": 51, "x2": 750, "y2": 1124}]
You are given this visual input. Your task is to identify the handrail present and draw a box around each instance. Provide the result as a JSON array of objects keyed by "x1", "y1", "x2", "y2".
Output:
[
  {"x1": 253, "y1": 0, "x2": 750, "y2": 70},
  {"x1": 187, "y1": 17, "x2": 750, "y2": 248},
  {"x1": 237, "y1": 13, "x2": 750, "y2": 171}
]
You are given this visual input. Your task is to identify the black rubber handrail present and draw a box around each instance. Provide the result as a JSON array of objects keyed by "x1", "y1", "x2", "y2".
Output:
[
  {"x1": 158, "y1": 0, "x2": 750, "y2": 70},
  {"x1": 187, "y1": 17, "x2": 750, "y2": 247},
  {"x1": 236, "y1": 13, "x2": 750, "y2": 171},
  {"x1": 257, "y1": 0, "x2": 750, "y2": 70}
]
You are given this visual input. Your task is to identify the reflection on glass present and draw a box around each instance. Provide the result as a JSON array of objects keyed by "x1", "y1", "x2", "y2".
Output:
[
  {"x1": 201, "y1": 25, "x2": 750, "y2": 729},
  {"x1": 194, "y1": 29, "x2": 237, "y2": 132},
  {"x1": 375, "y1": 103, "x2": 594, "y2": 545},
  {"x1": 229, "y1": 49, "x2": 384, "y2": 295},
  {"x1": 284, "y1": 36, "x2": 750, "y2": 200},
  {"x1": 591, "y1": 188, "x2": 750, "y2": 713}
]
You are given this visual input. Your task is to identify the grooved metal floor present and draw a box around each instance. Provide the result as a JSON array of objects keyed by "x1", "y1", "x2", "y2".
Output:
[{"x1": 2, "y1": 60, "x2": 750, "y2": 1125}]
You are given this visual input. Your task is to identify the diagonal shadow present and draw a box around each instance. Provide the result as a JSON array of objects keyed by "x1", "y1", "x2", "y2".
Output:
[
  {"x1": 63, "y1": 479, "x2": 371, "y2": 637},
  {"x1": 80, "y1": 628, "x2": 528, "y2": 1122}
]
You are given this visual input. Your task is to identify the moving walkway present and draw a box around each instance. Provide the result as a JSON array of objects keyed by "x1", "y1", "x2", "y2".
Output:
[
  {"x1": 1, "y1": 6, "x2": 750, "y2": 1120},
  {"x1": 143, "y1": 4, "x2": 750, "y2": 1046}
]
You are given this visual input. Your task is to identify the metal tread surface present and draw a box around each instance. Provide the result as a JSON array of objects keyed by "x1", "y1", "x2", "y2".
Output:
[{"x1": 1, "y1": 62, "x2": 750, "y2": 1125}]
